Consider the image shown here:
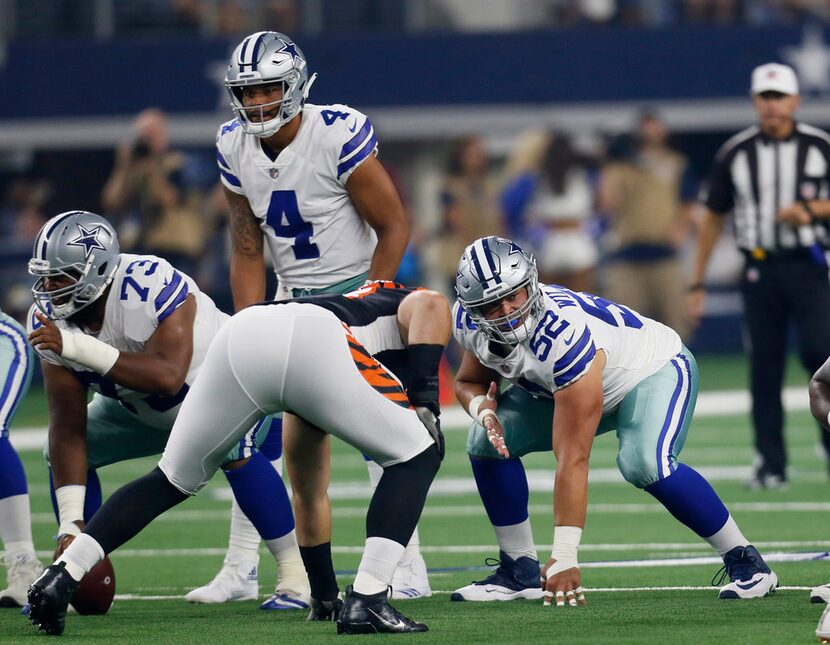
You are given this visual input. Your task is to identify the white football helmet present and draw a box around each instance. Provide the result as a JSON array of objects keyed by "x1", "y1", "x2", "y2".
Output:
[
  {"x1": 225, "y1": 31, "x2": 317, "y2": 138},
  {"x1": 29, "y1": 211, "x2": 120, "y2": 319},
  {"x1": 455, "y1": 236, "x2": 543, "y2": 345}
]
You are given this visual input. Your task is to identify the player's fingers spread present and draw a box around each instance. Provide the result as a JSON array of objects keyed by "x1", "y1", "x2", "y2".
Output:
[
  {"x1": 543, "y1": 590, "x2": 553, "y2": 607},
  {"x1": 576, "y1": 586, "x2": 587, "y2": 605},
  {"x1": 555, "y1": 590, "x2": 565, "y2": 607},
  {"x1": 566, "y1": 589, "x2": 577, "y2": 607}
]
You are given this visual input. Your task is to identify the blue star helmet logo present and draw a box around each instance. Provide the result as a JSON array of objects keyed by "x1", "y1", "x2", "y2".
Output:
[
  {"x1": 278, "y1": 40, "x2": 301, "y2": 64},
  {"x1": 67, "y1": 224, "x2": 108, "y2": 260}
]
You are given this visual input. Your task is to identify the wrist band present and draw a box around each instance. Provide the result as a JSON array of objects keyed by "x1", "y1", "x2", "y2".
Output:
[
  {"x1": 546, "y1": 525, "x2": 582, "y2": 579},
  {"x1": 467, "y1": 394, "x2": 498, "y2": 426},
  {"x1": 60, "y1": 328, "x2": 120, "y2": 375},
  {"x1": 56, "y1": 485, "x2": 85, "y2": 537}
]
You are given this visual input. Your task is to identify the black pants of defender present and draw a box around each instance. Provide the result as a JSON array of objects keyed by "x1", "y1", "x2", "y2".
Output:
[{"x1": 742, "y1": 253, "x2": 830, "y2": 478}]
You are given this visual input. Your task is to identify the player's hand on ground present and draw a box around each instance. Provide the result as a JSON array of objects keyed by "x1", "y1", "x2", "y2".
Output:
[
  {"x1": 541, "y1": 557, "x2": 586, "y2": 607},
  {"x1": 29, "y1": 312, "x2": 63, "y2": 354},
  {"x1": 53, "y1": 522, "x2": 84, "y2": 559}
]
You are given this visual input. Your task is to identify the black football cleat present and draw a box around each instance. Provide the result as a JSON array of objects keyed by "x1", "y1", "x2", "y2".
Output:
[
  {"x1": 336, "y1": 585, "x2": 428, "y2": 635},
  {"x1": 307, "y1": 595, "x2": 343, "y2": 621},
  {"x1": 27, "y1": 562, "x2": 79, "y2": 636}
]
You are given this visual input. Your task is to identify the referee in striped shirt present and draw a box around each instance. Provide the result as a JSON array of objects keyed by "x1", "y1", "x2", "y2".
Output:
[{"x1": 690, "y1": 63, "x2": 830, "y2": 489}]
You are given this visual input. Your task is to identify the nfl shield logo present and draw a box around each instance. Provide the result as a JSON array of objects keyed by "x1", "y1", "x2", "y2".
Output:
[{"x1": 269, "y1": 168, "x2": 280, "y2": 179}]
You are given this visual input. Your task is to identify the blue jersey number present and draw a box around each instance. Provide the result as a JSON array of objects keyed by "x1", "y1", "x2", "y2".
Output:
[
  {"x1": 265, "y1": 190, "x2": 320, "y2": 260},
  {"x1": 321, "y1": 110, "x2": 350, "y2": 126},
  {"x1": 120, "y1": 259, "x2": 159, "y2": 302},
  {"x1": 529, "y1": 311, "x2": 571, "y2": 362},
  {"x1": 572, "y1": 293, "x2": 643, "y2": 329}
]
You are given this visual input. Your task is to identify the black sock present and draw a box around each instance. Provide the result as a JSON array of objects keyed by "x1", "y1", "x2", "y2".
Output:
[
  {"x1": 407, "y1": 343, "x2": 444, "y2": 413},
  {"x1": 85, "y1": 467, "x2": 188, "y2": 554},
  {"x1": 299, "y1": 543, "x2": 339, "y2": 600},
  {"x1": 367, "y1": 446, "x2": 441, "y2": 544}
]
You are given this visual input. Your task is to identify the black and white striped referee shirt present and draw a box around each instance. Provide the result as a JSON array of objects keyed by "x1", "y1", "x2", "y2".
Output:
[{"x1": 703, "y1": 122, "x2": 830, "y2": 253}]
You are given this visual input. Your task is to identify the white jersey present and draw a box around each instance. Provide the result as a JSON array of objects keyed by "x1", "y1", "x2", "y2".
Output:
[
  {"x1": 27, "y1": 253, "x2": 228, "y2": 429},
  {"x1": 453, "y1": 284, "x2": 682, "y2": 413},
  {"x1": 216, "y1": 103, "x2": 379, "y2": 291}
]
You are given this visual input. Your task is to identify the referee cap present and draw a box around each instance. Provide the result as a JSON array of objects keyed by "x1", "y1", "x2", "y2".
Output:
[{"x1": 751, "y1": 63, "x2": 799, "y2": 96}]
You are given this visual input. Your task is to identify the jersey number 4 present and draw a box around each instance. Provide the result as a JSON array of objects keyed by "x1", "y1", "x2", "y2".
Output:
[{"x1": 265, "y1": 190, "x2": 320, "y2": 260}]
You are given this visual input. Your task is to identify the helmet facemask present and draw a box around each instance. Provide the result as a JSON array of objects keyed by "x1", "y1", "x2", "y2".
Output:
[{"x1": 465, "y1": 273, "x2": 543, "y2": 345}]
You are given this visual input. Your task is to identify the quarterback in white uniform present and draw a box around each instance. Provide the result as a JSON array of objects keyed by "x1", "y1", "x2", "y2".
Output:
[
  {"x1": 25, "y1": 211, "x2": 307, "y2": 607},
  {"x1": 450, "y1": 236, "x2": 778, "y2": 605},
  {"x1": 191, "y1": 30, "x2": 423, "y2": 606}
]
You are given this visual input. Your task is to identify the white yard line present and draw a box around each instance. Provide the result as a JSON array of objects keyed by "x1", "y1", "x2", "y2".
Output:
[{"x1": 8, "y1": 385, "x2": 812, "y2": 453}]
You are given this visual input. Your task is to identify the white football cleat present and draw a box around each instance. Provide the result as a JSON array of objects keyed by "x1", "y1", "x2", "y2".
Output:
[
  {"x1": 185, "y1": 553, "x2": 258, "y2": 603},
  {"x1": 390, "y1": 551, "x2": 432, "y2": 600},
  {"x1": 451, "y1": 551, "x2": 544, "y2": 602},
  {"x1": 0, "y1": 551, "x2": 43, "y2": 608},
  {"x1": 812, "y1": 584, "x2": 830, "y2": 604},
  {"x1": 715, "y1": 545, "x2": 777, "y2": 599},
  {"x1": 818, "y1": 603, "x2": 830, "y2": 643}
]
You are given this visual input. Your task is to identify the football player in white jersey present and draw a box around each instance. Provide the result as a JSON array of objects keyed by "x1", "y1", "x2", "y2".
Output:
[
  {"x1": 0, "y1": 309, "x2": 42, "y2": 608},
  {"x1": 807, "y1": 357, "x2": 830, "y2": 605},
  {"x1": 25, "y1": 211, "x2": 308, "y2": 608},
  {"x1": 27, "y1": 283, "x2": 448, "y2": 636},
  {"x1": 450, "y1": 236, "x2": 778, "y2": 604},
  {"x1": 191, "y1": 30, "x2": 428, "y2": 605}
]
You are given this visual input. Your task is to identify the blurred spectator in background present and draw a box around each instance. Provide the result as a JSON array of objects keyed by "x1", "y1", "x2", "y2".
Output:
[
  {"x1": 0, "y1": 177, "x2": 50, "y2": 320},
  {"x1": 598, "y1": 110, "x2": 697, "y2": 341},
  {"x1": 101, "y1": 108, "x2": 207, "y2": 276},
  {"x1": 501, "y1": 130, "x2": 599, "y2": 293},
  {"x1": 431, "y1": 135, "x2": 503, "y2": 294}
]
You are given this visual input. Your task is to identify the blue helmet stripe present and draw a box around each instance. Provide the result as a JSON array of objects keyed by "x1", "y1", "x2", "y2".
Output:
[
  {"x1": 238, "y1": 35, "x2": 253, "y2": 71},
  {"x1": 480, "y1": 237, "x2": 502, "y2": 284},
  {"x1": 35, "y1": 211, "x2": 80, "y2": 260},
  {"x1": 249, "y1": 33, "x2": 265, "y2": 72}
]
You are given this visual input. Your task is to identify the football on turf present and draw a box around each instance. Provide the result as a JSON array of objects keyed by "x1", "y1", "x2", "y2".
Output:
[{"x1": 70, "y1": 556, "x2": 116, "y2": 615}]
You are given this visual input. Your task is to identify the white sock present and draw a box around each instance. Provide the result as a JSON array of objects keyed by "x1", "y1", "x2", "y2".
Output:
[
  {"x1": 227, "y1": 498, "x2": 261, "y2": 563},
  {"x1": 366, "y1": 459, "x2": 383, "y2": 489},
  {"x1": 354, "y1": 536, "x2": 405, "y2": 595},
  {"x1": 705, "y1": 515, "x2": 750, "y2": 556},
  {"x1": 57, "y1": 534, "x2": 104, "y2": 582},
  {"x1": 398, "y1": 526, "x2": 421, "y2": 565},
  {"x1": 0, "y1": 494, "x2": 34, "y2": 553},
  {"x1": 264, "y1": 530, "x2": 308, "y2": 592},
  {"x1": 494, "y1": 519, "x2": 537, "y2": 561}
]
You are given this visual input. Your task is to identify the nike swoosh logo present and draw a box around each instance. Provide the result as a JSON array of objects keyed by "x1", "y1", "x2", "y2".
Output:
[
  {"x1": 736, "y1": 578, "x2": 762, "y2": 591},
  {"x1": 367, "y1": 607, "x2": 402, "y2": 628},
  {"x1": 562, "y1": 330, "x2": 575, "y2": 345},
  {"x1": 348, "y1": 121, "x2": 357, "y2": 133}
]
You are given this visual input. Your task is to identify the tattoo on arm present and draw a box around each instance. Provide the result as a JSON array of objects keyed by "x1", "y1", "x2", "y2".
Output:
[{"x1": 227, "y1": 190, "x2": 263, "y2": 257}]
